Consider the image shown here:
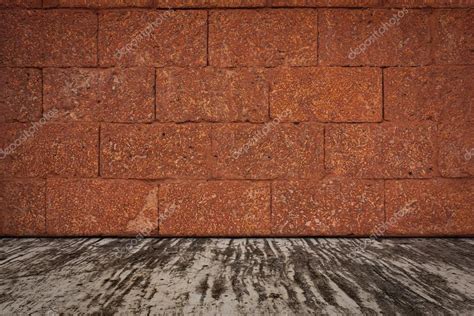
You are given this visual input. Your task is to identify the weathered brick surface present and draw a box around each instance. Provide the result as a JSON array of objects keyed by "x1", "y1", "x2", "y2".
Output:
[
  {"x1": 319, "y1": 9, "x2": 431, "y2": 66},
  {"x1": 439, "y1": 122, "x2": 474, "y2": 177},
  {"x1": 385, "y1": 67, "x2": 474, "y2": 122},
  {"x1": 46, "y1": 179, "x2": 158, "y2": 236},
  {"x1": 273, "y1": 179, "x2": 384, "y2": 236},
  {"x1": 156, "y1": 67, "x2": 268, "y2": 122},
  {"x1": 212, "y1": 123, "x2": 324, "y2": 179},
  {"x1": 326, "y1": 123, "x2": 437, "y2": 178},
  {"x1": 0, "y1": 4, "x2": 472, "y2": 237},
  {"x1": 0, "y1": 179, "x2": 45, "y2": 236},
  {"x1": 155, "y1": 0, "x2": 266, "y2": 7},
  {"x1": 209, "y1": 9, "x2": 318, "y2": 67},
  {"x1": 44, "y1": 68, "x2": 155, "y2": 122},
  {"x1": 0, "y1": 10, "x2": 97, "y2": 67},
  {"x1": 0, "y1": 68, "x2": 42, "y2": 122},
  {"x1": 270, "y1": 67, "x2": 382, "y2": 122},
  {"x1": 159, "y1": 181, "x2": 270, "y2": 236},
  {"x1": 0, "y1": 0, "x2": 41, "y2": 7},
  {"x1": 433, "y1": 10, "x2": 474, "y2": 64},
  {"x1": 101, "y1": 124, "x2": 211, "y2": 179},
  {"x1": 271, "y1": 0, "x2": 380, "y2": 6},
  {"x1": 43, "y1": 0, "x2": 153, "y2": 7},
  {"x1": 0, "y1": 123, "x2": 98, "y2": 177},
  {"x1": 99, "y1": 10, "x2": 207, "y2": 66},
  {"x1": 385, "y1": 180, "x2": 474, "y2": 236}
]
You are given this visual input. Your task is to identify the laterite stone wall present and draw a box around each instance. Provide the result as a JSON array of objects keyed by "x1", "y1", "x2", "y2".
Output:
[{"x1": 0, "y1": 0, "x2": 472, "y2": 236}]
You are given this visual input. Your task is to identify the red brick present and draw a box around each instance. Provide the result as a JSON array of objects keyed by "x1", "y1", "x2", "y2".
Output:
[
  {"x1": 271, "y1": 0, "x2": 380, "y2": 6},
  {"x1": 385, "y1": 179, "x2": 474, "y2": 236},
  {"x1": 159, "y1": 181, "x2": 270, "y2": 236},
  {"x1": 326, "y1": 123, "x2": 437, "y2": 178},
  {"x1": 0, "y1": 10, "x2": 96, "y2": 67},
  {"x1": 439, "y1": 121, "x2": 474, "y2": 177},
  {"x1": 99, "y1": 10, "x2": 206, "y2": 66},
  {"x1": 46, "y1": 178, "x2": 158, "y2": 236},
  {"x1": 319, "y1": 9, "x2": 431, "y2": 66},
  {"x1": 209, "y1": 9, "x2": 318, "y2": 67},
  {"x1": 270, "y1": 67, "x2": 382, "y2": 122},
  {"x1": 272, "y1": 179, "x2": 384, "y2": 236},
  {"x1": 44, "y1": 68, "x2": 154, "y2": 123},
  {"x1": 212, "y1": 123, "x2": 324, "y2": 179},
  {"x1": 0, "y1": 0, "x2": 41, "y2": 7},
  {"x1": 43, "y1": 0, "x2": 153, "y2": 7},
  {"x1": 433, "y1": 10, "x2": 474, "y2": 64},
  {"x1": 0, "y1": 123, "x2": 98, "y2": 177},
  {"x1": 0, "y1": 68, "x2": 42, "y2": 122},
  {"x1": 385, "y1": 66, "x2": 474, "y2": 122},
  {"x1": 0, "y1": 179, "x2": 45, "y2": 236},
  {"x1": 156, "y1": 67, "x2": 268, "y2": 123},
  {"x1": 385, "y1": 0, "x2": 474, "y2": 7},
  {"x1": 101, "y1": 124, "x2": 211, "y2": 179},
  {"x1": 155, "y1": 0, "x2": 265, "y2": 7}
]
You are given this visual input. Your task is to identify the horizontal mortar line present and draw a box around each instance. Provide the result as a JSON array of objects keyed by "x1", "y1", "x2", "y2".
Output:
[
  {"x1": 0, "y1": 177, "x2": 49, "y2": 181},
  {"x1": 0, "y1": 6, "x2": 472, "y2": 11},
  {"x1": 42, "y1": 176, "x2": 326, "y2": 182},
  {"x1": 4, "y1": 116, "x2": 462, "y2": 125},
  {"x1": 2, "y1": 64, "x2": 473, "y2": 69},
  {"x1": 94, "y1": 177, "x2": 280, "y2": 182},
  {"x1": 5, "y1": 234, "x2": 472, "y2": 238},
  {"x1": 1, "y1": 176, "x2": 471, "y2": 182},
  {"x1": 266, "y1": 6, "x2": 474, "y2": 9},
  {"x1": 1, "y1": 119, "x2": 455, "y2": 127},
  {"x1": 152, "y1": 64, "x2": 474, "y2": 69},
  {"x1": 0, "y1": 66, "x2": 122, "y2": 69},
  {"x1": 0, "y1": 119, "x2": 461, "y2": 126},
  {"x1": 0, "y1": 121, "x2": 389, "y2": 125},
  {"x1": 0, "y1": 176, "x2": 284, "y2": 182}
]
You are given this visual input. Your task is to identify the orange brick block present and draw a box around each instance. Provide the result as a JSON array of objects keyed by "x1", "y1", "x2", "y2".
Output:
[{"x1": 159, "y1": 181, "x2": 270, "y2": 236}]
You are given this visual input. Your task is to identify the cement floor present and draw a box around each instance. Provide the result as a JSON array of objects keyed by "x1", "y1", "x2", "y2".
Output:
[{"x1": 0, "y1": 238, "x2": 473, "y2": 315}]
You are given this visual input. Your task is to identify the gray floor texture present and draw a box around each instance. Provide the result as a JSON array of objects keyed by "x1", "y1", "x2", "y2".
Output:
[{"x1": 0, "y1": 238, "x2": 473, "y2": 315}]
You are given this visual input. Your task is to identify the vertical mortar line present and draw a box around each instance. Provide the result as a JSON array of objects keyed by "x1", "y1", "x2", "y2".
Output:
[
  {"x1": 383, "y1": 180, "x2": 386, "y2": 224},
  {"x1": 381, "y1": 67, "x2": 385, "y2": 121},
  {"x1": 96, "y1": 10, "x2": 99, "y2": 67},
  {"x1": 267, "y1": 72, "x2": 271, "y2": 121},
  {"x1": 323, "y1": 124, "x2": 326, "y2": 172},
  {"x1": 98, "y1": 123, "x2": 101, "y2": 177},
  {"x1": 428, "y1": 8, "x2": 434, "y2": 66},
  {"x1": 43, "y1": 178, "x2": 48, "y2": 235},
  {"x1": 153, "y1": 68, "x2": 157, "y2": 121},
  {"x1": 40, "y1": 68, "x2": 44, "y2": 116},
  {"x1": 44, "y1": 178, "x2": 48, "y2": 235},
  {"x1": 208, "y1": 122, "x2": 214, "y2": 180},
  {"x1": 434, "y1": 119, "x2": 440, "y2": 179},
  {"x1": 428, "y1": 10, "x2": 439, "y2": 177},
  {"x1": 206, "y1": 10, "x2": 210, "y2": 66},
  {"x1": 316, "y1": 9, "x2": 320, "y2": 65},
  {"x1": 270, "y1": 180, "x2": 273, "y2": 235},
  {"x1": 157, "y1": 182, "x2": 160, "y2": 236}
]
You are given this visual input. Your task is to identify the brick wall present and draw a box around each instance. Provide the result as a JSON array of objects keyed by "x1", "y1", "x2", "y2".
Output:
[{"x1": 0, "y1": 0, "x2": 472, "y2": 237}]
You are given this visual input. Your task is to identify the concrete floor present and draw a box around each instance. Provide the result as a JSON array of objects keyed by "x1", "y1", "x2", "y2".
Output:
[{"x1": 0, "y1": 238, "x2": 473, "y2": 315}]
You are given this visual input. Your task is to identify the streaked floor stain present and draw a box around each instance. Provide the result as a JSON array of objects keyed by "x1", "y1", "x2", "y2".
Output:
[{"x1": 0, "y1": 238, "x2": 473, "y2": 315}]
